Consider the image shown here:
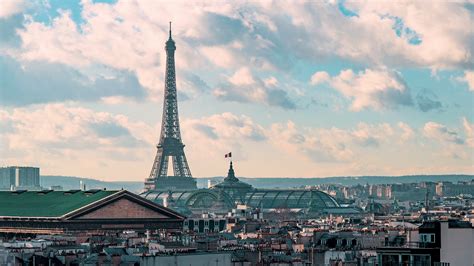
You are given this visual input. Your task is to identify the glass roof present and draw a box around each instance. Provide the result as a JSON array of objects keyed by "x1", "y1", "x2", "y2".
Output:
[
  {"x1": 141, "y1": 189, "x2": 339, "y2": 210},
  {"x1": 244, "y1": 190, "x2": 339, "y2": 209}
]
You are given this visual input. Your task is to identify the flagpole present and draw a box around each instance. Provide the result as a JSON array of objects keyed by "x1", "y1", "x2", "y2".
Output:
[{"x1": 225, "y1": 152, "x2": 232, "y2": 163}]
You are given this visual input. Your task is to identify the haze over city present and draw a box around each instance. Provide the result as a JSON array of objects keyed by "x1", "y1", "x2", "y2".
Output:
[{"x1": 1, "y1": 0, "x2": 473, "y2": 182}]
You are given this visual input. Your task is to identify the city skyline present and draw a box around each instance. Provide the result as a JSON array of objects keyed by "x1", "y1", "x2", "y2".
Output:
[{"x1": 1, "y1": 1, "x2": 473, "y2": 181}]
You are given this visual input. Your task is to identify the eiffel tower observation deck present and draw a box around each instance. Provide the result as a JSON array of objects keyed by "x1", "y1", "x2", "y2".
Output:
[{"x1": 144, "y1": 22, "x2": 197, "y2": 191}]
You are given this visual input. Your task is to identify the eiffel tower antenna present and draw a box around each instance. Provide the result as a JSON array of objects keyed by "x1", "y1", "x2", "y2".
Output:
[{"x1": 145, "y1": 22, "x2": 196, "y2": 191}]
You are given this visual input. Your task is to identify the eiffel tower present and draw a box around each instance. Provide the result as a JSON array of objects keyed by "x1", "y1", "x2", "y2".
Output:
[{"x1": 144, "y1": 22, "x2": 197, "y2": 191}]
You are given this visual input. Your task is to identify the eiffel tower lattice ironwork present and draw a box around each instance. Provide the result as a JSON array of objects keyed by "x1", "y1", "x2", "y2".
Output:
[{"x1": 145, "y1": 22, "x2": 196, "y2": 191}]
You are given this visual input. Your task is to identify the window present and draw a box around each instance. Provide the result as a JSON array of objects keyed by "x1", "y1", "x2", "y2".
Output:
[
  {"x1": 420, "y1": 233, "x2": 435, "y2": 243},
  {"x1": 413, "y1": 255, "x2": 431, "y2": 265}
]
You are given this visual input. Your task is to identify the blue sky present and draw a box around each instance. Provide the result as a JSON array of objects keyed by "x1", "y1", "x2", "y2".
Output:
[{"x1": 0, "y1": 0, "x2": 473, "y2": 181}]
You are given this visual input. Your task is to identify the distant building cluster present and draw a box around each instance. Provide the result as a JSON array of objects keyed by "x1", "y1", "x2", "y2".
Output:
[
  {"x1": 0, "y1": 166, "x2": 40, "y2": 191},
  {"x1": 321, "y1": 180, "x2": 474, "y2": 202},
  {"x1": 436, "y1": 180, "x2": 474, "y2": 197}
]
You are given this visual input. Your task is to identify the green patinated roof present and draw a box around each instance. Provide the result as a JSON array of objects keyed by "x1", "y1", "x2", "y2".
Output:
[{"x1": 0, "y1": 190, "x2": 118, "y2": 217}]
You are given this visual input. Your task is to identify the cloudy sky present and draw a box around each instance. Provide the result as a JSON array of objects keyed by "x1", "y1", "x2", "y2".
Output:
[{"x1": 0, "y1": 0, "x2": 473, "y2": 181}]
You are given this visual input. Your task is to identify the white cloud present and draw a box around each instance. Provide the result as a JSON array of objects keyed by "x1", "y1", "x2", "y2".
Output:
[
  {"x1": 398, "y1": 122, "x2": 414, "y2": 141},
  {"x1": 423, "y1": 122, "x2": 464, "y2": 145},
  {"x1": 199, "y1": 45, "x2": 238, "y2": 68},
  {"x1": 17, "y1": 7, "x2": 164, "y2": 95},
  {"x1": 1, "y1": 0, "x2": 469, "y2": 113},
  {"x1": 310, "y1": 68, "x2": 412, "y2": 111},
  {"x1": 180, "y1": 112, "x2": 267, "y2": 170},
  {"x1": 458, "y1": 71, "x2": 474, "y2": 91},
  {"x1": 13, "y1": 1, "x2": 254, "y2": 99},
  {"x1": 267, "y1": 119, "x2": 473, "y2": 174},
  {"x1": 351, "y1": 123, "x2": 394, "y2": 147},
  {"x1": 2, "y1": 103, "x2": 471, "y2": 178},
  {"x1": 264, "y1": 1, "x2": 473, "y2": 69},
  {"x1": 463, "y1": 117, "x2": 474, "y2": 148},
  {"x1": 0, "y1": 54, "x2": 146, "y2": 106},
  {"x1": 0, "y1": 0, "x2": 26, "y2": 18},
  {"x1": 310, "y1": 71, "x2": 330, "y2": 85},
  {"x1": 0, "y1": 104, "x2": 155, "y2": 179},
  {"x1": 183, "y1": 112, "x2": 266, "y2": 147},
  {"x1": 12, "y1": 1, "x2": 472, "y2": 95},
  {"x1": 100, "y1": 96, "x2": 131, "y2": 105},
  {"x1": 268, "y1": 121, "x2": 354, "y2": 162},
  {"x1": 0, "y1": 106, "x2": 269, "y2": 179},
  {"x1": 268, "y1": 121, "x2": 406, "y2": 163},
  {"x1": 422, "y1": 120, "x2": 474, "y2": 161},
  {"x1": 263, "y1": 76, "x2": 278, "y2": 87},
  {"x1": 214, "y1": 67, "x2": 296, "y2": 109},
  {"x1": 229, "y1": 67, "x2": 256, "y2": 86}
]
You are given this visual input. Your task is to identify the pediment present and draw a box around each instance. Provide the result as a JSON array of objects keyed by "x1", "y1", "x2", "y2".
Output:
[{"x1": 73, "y1": 198, "x2": 170, "y2": 220}]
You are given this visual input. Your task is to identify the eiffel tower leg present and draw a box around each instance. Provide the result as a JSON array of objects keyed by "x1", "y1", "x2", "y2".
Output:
[
  {"x1": 148, "y1": 153, "x2": 160, "y2": 179},
  {"x1": 158, "y1": 155, "x2": 169, "y2": 178},
  {"x1": 180, "y1": 154, "x2": 192, "y2": 177},
  {"x1": 146, "y1": 149, "x2": 162, "y2": 190},
  {"x1": 148, "y1": 148, "x2": 169, "y2": 179},
  {"x1": 173, "y1": 154, "x2": 192, "y2": 177},
  {"x1": 172, "y1": 156, "x2": 184, "y2": 178}
]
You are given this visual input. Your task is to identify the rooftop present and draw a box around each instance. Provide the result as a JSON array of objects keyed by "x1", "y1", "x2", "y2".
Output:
[{"x1": 0, "y1": 190, "x2": 117, "y2": 218}]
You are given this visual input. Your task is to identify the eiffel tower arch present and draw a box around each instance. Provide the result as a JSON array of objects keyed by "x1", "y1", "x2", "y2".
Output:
[{"x1": 144, "y1": 23, "x2": 197, "y2": 191}]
